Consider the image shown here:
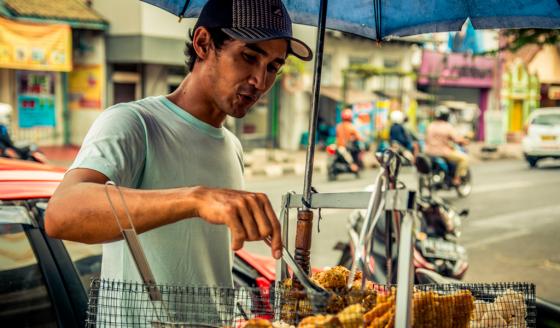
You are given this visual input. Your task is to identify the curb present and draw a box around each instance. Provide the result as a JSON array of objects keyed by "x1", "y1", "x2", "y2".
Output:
[{"x1": 245, "y1": 162, "x2": 325, "y2": 178}]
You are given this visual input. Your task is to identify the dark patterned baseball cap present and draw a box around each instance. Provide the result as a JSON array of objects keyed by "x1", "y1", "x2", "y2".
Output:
[{"x1": 194, "y1": 0, "x2": 313, "y2": 61}]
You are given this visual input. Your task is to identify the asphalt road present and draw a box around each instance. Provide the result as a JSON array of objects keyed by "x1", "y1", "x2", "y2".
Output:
[{"x1": 244, "y1": 158, "x2": 560, "y2": 303}]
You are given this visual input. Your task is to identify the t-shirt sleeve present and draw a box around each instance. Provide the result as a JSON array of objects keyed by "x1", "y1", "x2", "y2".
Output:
[{"x1": 68, "y1": 105, "x2": 147, "y2": 188}]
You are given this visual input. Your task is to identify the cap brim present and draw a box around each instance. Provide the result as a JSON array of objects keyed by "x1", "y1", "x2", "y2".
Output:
[{"x1": 222, "y1": 28, "x2": 313, "y2": 61}]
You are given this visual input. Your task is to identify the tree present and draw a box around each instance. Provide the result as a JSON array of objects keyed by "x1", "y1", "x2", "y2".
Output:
[{"x1": 500, "y1": 29, "x2": 560, "y2": 53}]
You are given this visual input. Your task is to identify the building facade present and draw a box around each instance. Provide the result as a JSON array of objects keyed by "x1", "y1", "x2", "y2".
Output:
[{"x1": 0, "y1": 0, "x2": 107, "y2": 146}]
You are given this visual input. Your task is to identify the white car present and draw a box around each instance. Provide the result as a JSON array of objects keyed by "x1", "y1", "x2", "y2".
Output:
[{"x1": 522, "y1": 107, "x2": 560, "y2": 168}]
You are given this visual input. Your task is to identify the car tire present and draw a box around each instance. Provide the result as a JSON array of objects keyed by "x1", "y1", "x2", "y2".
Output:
[{"x1": 527, "y1": 157, "x2": 539, "y2": 168}]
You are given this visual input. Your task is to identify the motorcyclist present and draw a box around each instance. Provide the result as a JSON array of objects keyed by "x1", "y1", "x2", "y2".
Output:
[
  {"x1": 389, "y1": 110, "x2": 416, "y2": 163},
  {"x1": 0, "y1": 104, "x2": 21, "y2": 159},
  {"x1": 425, "y1": 105, "x2": 469, "y2": 186},
  {"x1": 336, "y1": 108, "x2": 363, "y2": 172}
]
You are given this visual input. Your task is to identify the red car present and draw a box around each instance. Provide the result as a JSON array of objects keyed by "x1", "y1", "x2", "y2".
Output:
[{"x1": 0, "y1": 158, "x2": 277, "y2": 327}]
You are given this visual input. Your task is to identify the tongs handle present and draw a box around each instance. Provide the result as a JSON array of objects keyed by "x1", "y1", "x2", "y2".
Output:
[{"x1": 104, "y1": 181, "x2": 162, "y2": 302}]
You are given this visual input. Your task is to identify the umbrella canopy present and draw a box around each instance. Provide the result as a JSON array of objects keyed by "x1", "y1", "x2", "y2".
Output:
[{"x1": 142, "y1": 0, "x2": 560, "y2": 40}]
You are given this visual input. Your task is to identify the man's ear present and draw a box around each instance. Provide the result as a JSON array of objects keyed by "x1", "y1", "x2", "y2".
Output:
[{"x1": 193, "y1": 27, "x2": 213, "y2": 60}]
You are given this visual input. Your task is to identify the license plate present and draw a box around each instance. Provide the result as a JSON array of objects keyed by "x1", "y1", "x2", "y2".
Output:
[{"x1": 541, "y1": 135, "x2": 556, "y2": 141}]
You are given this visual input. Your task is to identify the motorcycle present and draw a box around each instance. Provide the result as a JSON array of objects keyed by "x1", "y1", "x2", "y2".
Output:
[
  {"x1": 415, "y1": 147, "x2": 472, "y2": 198},
  {"x1": 1, "y1": 142, "x2": 47, "y2": 164},
  {"x1": 335, "y1": 184, "x2": 469, "y2": 283},
  {"x1": 326, "y1": 142, "x2": 364, "y2": 181}
]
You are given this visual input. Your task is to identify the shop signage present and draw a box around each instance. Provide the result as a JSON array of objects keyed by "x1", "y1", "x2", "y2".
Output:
[
  {"x1": 69, "y1": 64, "x2": 103, "y2": 110},
  {"x1": 16, "y1": 71, "x2": 56, "y2": 128},
  {"x1": 418, "y1": 50, "x2": 496, "y2": 88},
  {"x1": 0, "y1": 17, "x2": 72, "y2": 72}
]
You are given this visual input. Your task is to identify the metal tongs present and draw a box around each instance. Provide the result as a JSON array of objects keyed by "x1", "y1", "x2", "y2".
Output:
[
  {"x1": 264, "y1": 237, "x2": 329, "y2": 297},
  {"x1": 104, "y1": 181, "x2": 173, "y2": 323},
  {"x1": 346, "y1": 150, "x2": 401, "y2": 289}
]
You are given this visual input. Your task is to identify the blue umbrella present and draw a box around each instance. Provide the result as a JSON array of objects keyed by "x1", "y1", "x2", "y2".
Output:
[{"x1": 143, "y1": 0, "x2": 560, "y2": 40}]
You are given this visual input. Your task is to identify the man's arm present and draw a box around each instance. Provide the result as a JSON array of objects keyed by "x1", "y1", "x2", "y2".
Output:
[{"x1": 45, "y1": 168, "x2": 282, "y2": 259}]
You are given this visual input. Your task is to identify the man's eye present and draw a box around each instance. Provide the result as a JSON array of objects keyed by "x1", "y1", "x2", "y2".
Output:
[
  {"x1": 268, "y1": 65, "x2": 282, "y2": 74},
  {"x1": 243, "y1": 53, "x2": 257, "y2": 62}
]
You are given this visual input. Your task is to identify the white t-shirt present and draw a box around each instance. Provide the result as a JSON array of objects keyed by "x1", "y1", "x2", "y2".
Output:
[{"x1": 70, "y1": 96, "x2": 244, "y2": 287}]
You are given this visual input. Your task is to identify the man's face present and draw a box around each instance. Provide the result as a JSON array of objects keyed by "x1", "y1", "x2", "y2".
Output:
[{"x1": 204, "y1": 38, "x2": 288, "y2": 118}]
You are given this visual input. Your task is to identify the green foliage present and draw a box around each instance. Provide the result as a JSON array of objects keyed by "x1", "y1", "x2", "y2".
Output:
[
  {"x1": 280, "y1": 56, "x2": 306, "y2": 75},
  {"x1": 501, "y1": 29, "x2": 560, "y2": 53}
]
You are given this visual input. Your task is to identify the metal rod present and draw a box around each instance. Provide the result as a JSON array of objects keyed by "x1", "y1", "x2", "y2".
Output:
[
  {"x1": 302, "y1": 0, "x2": 329, "y2": 207},
  {"x1": 384, "y1": 212, "x2": 393, "y2": 284},
  {"x1": 394, "y1": 211, "x2": 415, "y2": 328}
]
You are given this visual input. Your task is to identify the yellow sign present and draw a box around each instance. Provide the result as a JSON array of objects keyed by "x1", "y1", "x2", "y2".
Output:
[
  {"x1": 69, "y1": 64, "x2": 103, "y2": 110},
  {"x1": 0, "y1": 17, "x2": 72, "y2": 72}
]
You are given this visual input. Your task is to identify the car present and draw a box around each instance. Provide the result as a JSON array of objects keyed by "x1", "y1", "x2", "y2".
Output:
[
  {"x1": 522, "y1": 107, "x2": 560, "y2": 168},
  {"x1": 0, "y1": 158, "x2": 277, "y2": 327}
]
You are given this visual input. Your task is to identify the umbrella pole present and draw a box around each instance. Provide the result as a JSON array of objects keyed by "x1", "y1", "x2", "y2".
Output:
[{"x1": 295, "y1": 0, "x2": 329, "y2": 277}]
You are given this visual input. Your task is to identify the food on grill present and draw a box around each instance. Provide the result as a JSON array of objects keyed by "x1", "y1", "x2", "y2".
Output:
[
  {"x1": 368, "y1": 307, "x2": 394, "y2": 328},
  {"x1": 277, "y1": 267, "x2": 534, "y2": 328},
  {"x1": 311, "y1": 266, "x2": 350, "y2": 290},
  {"x1": 363, "y1": 292, "x2": 395, "y2": 325},
  {"x1": 470, "y1": 289, "x2": 527, "y2": 328},
  {"x1": 298, "y1": 314, "x2": 341, "y2": 328},
  {"x1": 337, "y1": 304, "x2": 364, "y2": 328},
  {"x1": 244, "y1": 318, "x2": 273, "y2": 328},
  {"x1": 271, "y1": 321, "x2": 296, "y2": 328}
]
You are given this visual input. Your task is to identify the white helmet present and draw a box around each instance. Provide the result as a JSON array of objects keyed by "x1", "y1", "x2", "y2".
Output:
[
  {"x1": 0, "y1": 103, "x2": 12, "y2": 125},
  {"x1": 434, "y1": 105, "x2": 450, "y2": 121},
  {"x1": 390, "y1": 110, "x2": 405, "y2": 124}
]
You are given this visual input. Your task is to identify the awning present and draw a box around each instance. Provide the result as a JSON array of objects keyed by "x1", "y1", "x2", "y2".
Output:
[
  {"x1": 319, "y1": 86, "x2": 378, "y2": 104},
  {"x1": 0, "y1": 16, "x2": 72, "y2": 72},
  {"x1": 2, "y1": 0, "x2": 108, "y2": 30}
]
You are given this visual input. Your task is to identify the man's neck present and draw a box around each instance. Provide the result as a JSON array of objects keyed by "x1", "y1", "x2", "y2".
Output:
[{"x1": 166, "y1": 75, "x2": 226, "y2": 128}]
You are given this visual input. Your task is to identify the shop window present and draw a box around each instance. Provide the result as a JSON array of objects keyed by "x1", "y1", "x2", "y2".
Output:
[{"x1": 349, "y1": 57, "x2": 369, "y2": 90}]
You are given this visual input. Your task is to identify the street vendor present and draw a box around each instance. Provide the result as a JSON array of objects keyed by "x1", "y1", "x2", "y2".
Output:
[{"x1": 45, "y1": 0, "x2": 312, "y2": 288}]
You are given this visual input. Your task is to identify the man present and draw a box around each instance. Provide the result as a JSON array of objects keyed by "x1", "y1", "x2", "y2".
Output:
[
  {"x1": 425, "y1": 106, "x2": 469, "y2": 186},
  {"x1": 336, "y1": 108, "x2": 363, "y2": 172},
  {"x1": 389, "y1": 110, "x2": 415, "y2": 163},
  {"x1": 45, "y1": 0, "x2": 313, "y2": 288}
]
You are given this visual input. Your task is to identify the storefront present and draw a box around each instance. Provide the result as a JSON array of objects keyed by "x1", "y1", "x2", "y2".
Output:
[
  {"x1": 0, "y1": 1, "x2": 107, "y2": 146},
  {"x1": 418, "y1": 50, "x2": 498, "y2": 141},
  {"x1": 501, "y1": 58, "x2": 540, "y2": 140}
]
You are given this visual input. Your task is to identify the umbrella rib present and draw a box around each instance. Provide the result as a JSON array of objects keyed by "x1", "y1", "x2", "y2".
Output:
[
  {"x1": 374, "y1": 0, "x2": 382, "y2": 41},
  {"x1": 179, "y1": 0, "x2": 191, "y2": 18}
]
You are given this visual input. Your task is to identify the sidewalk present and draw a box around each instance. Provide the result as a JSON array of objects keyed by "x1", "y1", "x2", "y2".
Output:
[{"x1": 39, "y1": 142, "x2": 523, "y2": 178}]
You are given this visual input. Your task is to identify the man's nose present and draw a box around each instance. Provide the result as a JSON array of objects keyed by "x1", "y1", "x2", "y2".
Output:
[{"x1": 248, "y1": 65, "x2": 268, "y2": 91}]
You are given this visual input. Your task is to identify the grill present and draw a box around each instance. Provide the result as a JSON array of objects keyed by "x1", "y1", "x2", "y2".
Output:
[
  {"x1": 86, "y1": 279, "x2": 535, "y2": 327},
  {"x1": 91, "y1": 161, "x2": 537, "y2": 328}
]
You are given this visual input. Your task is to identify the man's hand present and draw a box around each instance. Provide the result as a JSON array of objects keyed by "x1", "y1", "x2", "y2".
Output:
[{"x1": 192, "y1": 187, "x2": 282, "y2": 259}]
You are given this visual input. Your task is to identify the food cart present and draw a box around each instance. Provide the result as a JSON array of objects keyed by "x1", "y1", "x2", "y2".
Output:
[{"x1": 84, "y1": 0, "x2": 560, "y2": 326}]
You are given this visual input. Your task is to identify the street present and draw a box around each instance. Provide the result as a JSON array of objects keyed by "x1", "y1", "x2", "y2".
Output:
[{"x1": 244, "y1": 158, "x2": 560, "y2": 303}]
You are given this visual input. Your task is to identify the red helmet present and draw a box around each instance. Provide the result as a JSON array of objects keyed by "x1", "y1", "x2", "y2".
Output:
[{"x1": 341, "y1": 109, "x2": 353, "y2": 121}]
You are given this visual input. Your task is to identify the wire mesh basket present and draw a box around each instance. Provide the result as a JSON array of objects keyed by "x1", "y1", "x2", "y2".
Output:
[{"x1": 85, "y1": 278, "x2": 535, "y2": 328}]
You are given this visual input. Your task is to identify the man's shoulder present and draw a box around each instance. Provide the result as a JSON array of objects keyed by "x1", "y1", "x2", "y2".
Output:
[
  {"x1": 100, "y1": 96, "x2": 167, "y2": 125},
  {"x1": 223, "y1": 127, "x2": 243, "y2": 154}
]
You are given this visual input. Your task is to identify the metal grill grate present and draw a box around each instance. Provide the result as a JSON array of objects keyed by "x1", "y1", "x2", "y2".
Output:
[{"x1": 86, "y1": 279, "x2": 535, "y2": 327}]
